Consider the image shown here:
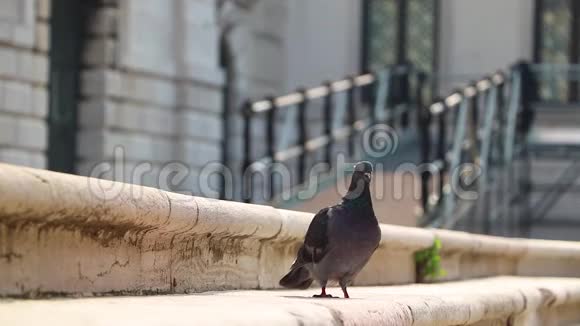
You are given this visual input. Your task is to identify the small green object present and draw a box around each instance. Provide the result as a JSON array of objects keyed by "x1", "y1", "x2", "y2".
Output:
[{"x1": 414, "y1": 237, "x2": 446, "y2": 282}]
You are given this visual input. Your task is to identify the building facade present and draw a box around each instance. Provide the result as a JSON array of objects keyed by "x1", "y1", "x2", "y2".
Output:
[{"x1": 0, "y1": 0, "x2": 567, "y2": 199}]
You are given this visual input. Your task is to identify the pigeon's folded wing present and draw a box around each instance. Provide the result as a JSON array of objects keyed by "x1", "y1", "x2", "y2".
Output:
[{"x1": 295, "y1": 207, "x2": 331, "y2": 265}]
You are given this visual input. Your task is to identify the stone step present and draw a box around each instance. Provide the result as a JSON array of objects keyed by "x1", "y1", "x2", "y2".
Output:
[{"x1": 1, "y1": 276, "x2": 579, "y2": 325}]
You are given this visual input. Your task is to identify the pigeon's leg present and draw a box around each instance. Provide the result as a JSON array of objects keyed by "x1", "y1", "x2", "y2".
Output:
[
  {"x1": 339, "y1": 279, "x2": 350, "y2": 299},
  {"x1": 313, "y1": 281, "x2": 335, "y2": 298},
  {"x1": 341, "y1": 286, "x2": 350, "y2": 299}
]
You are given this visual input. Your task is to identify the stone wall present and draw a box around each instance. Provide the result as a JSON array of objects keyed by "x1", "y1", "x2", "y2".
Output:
[
  {"x1": 76, "y1": 0, "x2": 225, "y2": 196},
  {"x1": 286, "y1": 0, "x2": 361, "y2": 89},
  {"x1": 0, "y1": 0, "x2": 292, "y2": 199},
  {"x1": 0, "y1": 0, "x2": 49, "y2": 169},
  {"x1": 223, "y1": 0, "x2": 289, "y2": 200}
]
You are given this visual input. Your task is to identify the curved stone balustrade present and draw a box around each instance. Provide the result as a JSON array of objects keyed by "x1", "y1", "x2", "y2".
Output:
[{"x1": 1, "y1": 163, "x2": 580, "y2": 297}]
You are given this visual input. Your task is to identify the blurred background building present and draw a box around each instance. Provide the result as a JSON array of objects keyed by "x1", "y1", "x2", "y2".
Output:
[{"x1": 0, "y1": 0, "x2": 578, "y2": 238}]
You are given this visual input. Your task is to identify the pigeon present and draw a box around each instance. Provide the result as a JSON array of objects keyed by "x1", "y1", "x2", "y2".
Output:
[{"x1": 279, "y1": 161, "x2": 381, "y2": 298}]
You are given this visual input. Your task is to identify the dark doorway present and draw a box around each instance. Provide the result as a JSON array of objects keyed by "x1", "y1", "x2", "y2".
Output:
[
  {"x1": 360, "y1": 0, "x2": 439, "y2": 100},
  {"x1": 48, "y1": 0, "x2": 90, "y2": 173},
  {"x1": 534, "y1": 0, "x2": 580, "y2": 101},
  {"x1": 361, "y1": 0, "x2": 439, "y2": 76}
]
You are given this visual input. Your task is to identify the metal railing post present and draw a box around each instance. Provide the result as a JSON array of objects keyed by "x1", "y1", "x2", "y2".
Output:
[
  {"x1": 266, "y1": 97, "x2": 277, "y2": 202},
  {"x1": 323, "y1": 82, "x2": 334, "y2": 171},
  {"x1": 373, "y1": 69, "x2": 390, "y2": 124},
  {"x1": 468, "y1": 83, "x2": 480, "y2": 164},
  {"x1": 416, "y1": 72, "x2": 431, "y2": 212},
  {"x1": 515, "y1": 62, "x2": 535, "y2": 238},
  {"x1": 400, "y1": 66, "x2": 412, "y2": 128},
  {"x1": 517, "y1": 61, "x2": 536, "y2": 136},
  {"x1": 347, "y1": 77, "x2": 357, "y2": 157},
  {"x1": 569, "y1": 0, "x2": 580, "y2": 102},
  {"x1": 242, "y1": 101, "x2": 253, "y2": 203},
  {"x1": 493, "y1": 79, "x2": 510, "y2": 234},
  {"x1": 297, "y1": 90, "x2": 308, "y2": 185},
  {"x1": 444, "y1": 97, "x2": 469, "y2": 228},
  {"x1": 504, "y1": 68, "x2": 522, "y2": 235},
  {"x1": 436, "y1": 108, "x2": 447, "y2": 208},
  {"x1": 465, "y1": 84, "x2": 480, "y2": 232},
  {"x1": 504, "y1": 70, "x2": 521, "y2": 167},
  {"x1": 370, "y1": 73, "x2": 379, "y2": 125},
  {"x1": 478, "y1": 84, "x2": 499, "y2": 235}
]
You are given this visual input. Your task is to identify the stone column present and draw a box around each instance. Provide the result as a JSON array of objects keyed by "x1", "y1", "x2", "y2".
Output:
[{"x1": 0, "y1": 0, "x2": 49, "y2": 168}]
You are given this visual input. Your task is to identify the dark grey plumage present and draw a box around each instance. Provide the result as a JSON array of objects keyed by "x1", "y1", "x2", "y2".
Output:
[{"x1": 279, "y1": 161, "x2": 381, "y2": 298}]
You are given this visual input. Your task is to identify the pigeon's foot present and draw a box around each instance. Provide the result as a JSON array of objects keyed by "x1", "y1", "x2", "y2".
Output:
[
  {"x1": 312, "y1": 294, "x2": 336, "y2": 298},
  {"x1": 313, "y1": 287, "x2": 336, "y2": 298}
]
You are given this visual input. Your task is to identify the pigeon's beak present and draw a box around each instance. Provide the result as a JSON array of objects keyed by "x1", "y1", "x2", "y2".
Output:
[{"x1": 364, "y1": 172, "x2": 372, "y2": 181}]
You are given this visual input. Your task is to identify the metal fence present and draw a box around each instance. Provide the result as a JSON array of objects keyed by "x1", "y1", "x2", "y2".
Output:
[
  {"x1": 239, "y1": 61, "x2": 545, "y2": 238},
  {"x1": 418, "y1": 62, "x2": 536, "y2": 236},
  {"x1": 241, "y1": 64, "x2": 425, "y2": 204}
]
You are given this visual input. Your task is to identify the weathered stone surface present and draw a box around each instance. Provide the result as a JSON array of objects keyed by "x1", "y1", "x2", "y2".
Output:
[
  {"x1": 177, "y1": 82, "x2": 223, "y2": 113},
  {"x1": 2, "y1": 164, "x2": 580, "y2": 297},
  {"x1": 36, "y1": 0, "x2": 50, "y2": 21},
  {"x1": 176, "y1": 109, "x2": 222, "y2": 142},
  {"x1": 82, "y1": 69, "x2": 178, "y2": 108},
  {"x1": 175, "y1": 139, "x2": 222, "y2": 168},
  {"x1": 182, "y1": 0, "x2": 219, "y2": 69},
  {"x1": 100, "y1": 131, "x2": 173, "y2": 162},
  {"x1": 238, "y1": 35, "x2": 286, "y2": 84},
  {"x1": 88, "y1": 7, "x2": 117, "y2": 36},
  {"x1": 0, "y1": 115, "x2": 46, "y2": 150},
  {"x1": 79, "y1": 99, "x2": 176, "y2": 137},
  {"x1": 0, "y1": 46, "x2": 48, "y2": 84},
  {"x1": 0, "y1": 148, "x2": 45, "y2": 169},
  {"x1": 81, "y1": 68, "x2": 123, "y2": 98},
  {"x1": 34, "y1": 21, "x2": 49, "y2": 52},
  {"x1": 0, "y1": 0, "x2": 35, "y2": 48},
  {"x1": 83, "y1": 38, "x2": 116, "y2": 66},
  {"x1": 1, "y1": 277, "x2": 580, "y2": 326},
  {"x1": 117, "y1": 0, "x2": 221, "y2": 82},
  {"x1": 117, "y1": 0, "x2": 174, "y2": 76},
  {"x1": 0, "y1": 80, "x2": 47, "y2": 118},
  {"x1": 0, "y1": 0, "x2": 48, "y2": 170}
]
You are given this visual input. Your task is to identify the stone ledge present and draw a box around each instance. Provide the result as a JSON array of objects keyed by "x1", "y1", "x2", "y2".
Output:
[
  {"x1": 1, "y1": 277, "x2": 579, "y2": 326},
  {"x1": 2, "y1": 163, "x2": 580, "y2": 296}
]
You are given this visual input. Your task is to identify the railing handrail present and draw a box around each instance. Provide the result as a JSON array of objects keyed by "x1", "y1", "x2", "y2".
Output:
[
  {"x1": 428, "y1": 72, "x2": 505, "y2": 115},
  {"x1": 244, "y1": 65, "x2": 413, "y2": 116}
]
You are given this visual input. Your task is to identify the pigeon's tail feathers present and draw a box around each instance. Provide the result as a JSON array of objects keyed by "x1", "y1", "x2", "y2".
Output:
[{"x1": 279, "y1": 266, "x2": 313, "y2": 289}]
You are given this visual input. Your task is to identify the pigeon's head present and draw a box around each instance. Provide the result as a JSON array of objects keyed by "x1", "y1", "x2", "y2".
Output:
[
  {"x1": 353, "y1": 161, "x2": 373, "y2": 183},
  {"x1": 344, "y1": 161, "x2": 374, "y2": 201}
]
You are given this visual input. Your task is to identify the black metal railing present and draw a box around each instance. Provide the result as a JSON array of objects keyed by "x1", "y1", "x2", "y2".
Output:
[
  {"x1": 238, "y1": 60, "x2": 546, "y2": 237},
  {"x1": 241, "y1": 64, "x2": 423, "y2": 204},
  {"x1": 418, "y1": 62, "x2": 536, "y2": 236}
]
